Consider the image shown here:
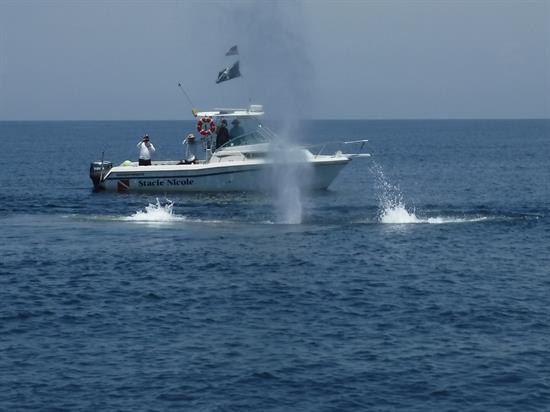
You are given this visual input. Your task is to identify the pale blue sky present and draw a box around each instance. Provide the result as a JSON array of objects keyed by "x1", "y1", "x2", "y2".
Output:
[{"x1": 1, "y1": 0, "x2": 549, "y2": 120}]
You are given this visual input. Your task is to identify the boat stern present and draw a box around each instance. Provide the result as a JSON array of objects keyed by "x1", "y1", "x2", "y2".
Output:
[{"x1": 89, "y1": 161, "x2": 113, "y2": 190}]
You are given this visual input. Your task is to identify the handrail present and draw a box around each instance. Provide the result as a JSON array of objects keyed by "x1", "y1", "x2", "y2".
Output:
[
  {"x1": 305, "y1": 139, "x2": 368, "y2": 148},
  {"x1": 304, "y1": 139, "x2": 369, "y2": 158}
]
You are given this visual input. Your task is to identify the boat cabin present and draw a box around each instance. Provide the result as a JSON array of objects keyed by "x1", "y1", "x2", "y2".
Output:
[{"x1": 193, "y1": 104, "x2": 273, "y2": 159}]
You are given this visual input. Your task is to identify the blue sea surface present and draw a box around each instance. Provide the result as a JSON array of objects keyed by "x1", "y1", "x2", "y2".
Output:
[{"x1": 1, "y1": 119, "x2": 549, "y2": 411}]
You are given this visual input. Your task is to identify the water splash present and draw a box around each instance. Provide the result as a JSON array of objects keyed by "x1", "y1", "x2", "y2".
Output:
[
  {"x1": 370, "y1": 163, "x2": 418, "y2": 224},
  {"x1": 424, "y1": 216, "x2": 489, "y2": 224},
  {"x1": 124, "y1": 199, "x2": 185, "y2": 223},
  {"x1": 380, "y1": 203, "x2": 421, "y2": 224},
  {"x1": 275, "y1": 182, "x2": 302, "y2": 224},
  {"x1": 221, "y1": 2, "x2": 314, "y2": 224},
  {"x1": 268, "y1": 142, "x2": 312, "y2": 225},
  {"x1": 371, "y1": 164, "x2": 491, "y2": 225},
  {"x1": 381, "y1": 211, "x2": 490, "y2": 225}
]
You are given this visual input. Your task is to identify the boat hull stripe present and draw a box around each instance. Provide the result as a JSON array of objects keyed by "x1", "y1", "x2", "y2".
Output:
[
  {"x1": 105, "y1": 168, "x2": 263, "y2": 181},
  {"x1": 104, "y1": 160, "x2": 349, "y2": 181}
]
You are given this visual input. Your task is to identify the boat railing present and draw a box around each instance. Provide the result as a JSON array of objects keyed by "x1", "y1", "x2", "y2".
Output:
[
  {"x1": 257, "y1": 125, "x2": 279, "y2": 141},
  {"x1": 305, "y1": 139, "x2": 370, "y2": 158}
]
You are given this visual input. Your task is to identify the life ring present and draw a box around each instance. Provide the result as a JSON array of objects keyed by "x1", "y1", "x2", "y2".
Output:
[{"x1": 196, "y1": 116, "x2": 216, "y2": 137}]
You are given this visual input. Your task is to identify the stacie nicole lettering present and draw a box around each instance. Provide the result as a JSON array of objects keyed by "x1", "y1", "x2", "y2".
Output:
[{"x1": 138, "y1": 178, "x2": 194, "y2": 187}]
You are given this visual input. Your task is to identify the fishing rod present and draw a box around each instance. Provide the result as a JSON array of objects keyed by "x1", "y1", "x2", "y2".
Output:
[
  {"x1": 177, "y1": 82, "x2": 198, "y2": 116},
  {"x1": 98, "y1": 150, "x2": 105, "y2": 184}
]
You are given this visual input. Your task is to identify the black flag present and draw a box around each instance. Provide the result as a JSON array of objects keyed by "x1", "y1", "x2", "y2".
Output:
[
  {"x1": 225, "y1": 45, "x2": 238, "y2": 56},
  {"x1": 216, "y1": 61, "x2": 241, "y2": 84}
]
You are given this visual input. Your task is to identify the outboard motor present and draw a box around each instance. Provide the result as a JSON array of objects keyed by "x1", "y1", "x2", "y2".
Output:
[{"x1": 89, "y1": 161, "x2": 112, "y2": 189}]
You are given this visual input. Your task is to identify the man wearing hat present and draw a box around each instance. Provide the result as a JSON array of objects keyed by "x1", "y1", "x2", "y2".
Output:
[
  {"x1": 183, "y1": 133, "x2": 199, "y2": 164},
  {"x1": 137, "y1": 134, "x2": 155, "y2": 166},
  {"x1": 229, "y1": 118, "x2": 244, "y2": 139},
  {"x1": 215, "y1": 119, "x2": 230, "y2": 149}
]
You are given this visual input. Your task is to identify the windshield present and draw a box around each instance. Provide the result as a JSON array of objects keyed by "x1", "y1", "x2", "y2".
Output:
[
  {"x1": 217, "y1": 116, "x2": 270, "y2": 148},
  {"x1": 225, "y1": 130, "x2": 269, "y2": 147}
]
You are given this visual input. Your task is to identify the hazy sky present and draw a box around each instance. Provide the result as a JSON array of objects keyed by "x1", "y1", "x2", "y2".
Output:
[{"x1": 1, "y1": 0, "x2": 549, "y2": 120}]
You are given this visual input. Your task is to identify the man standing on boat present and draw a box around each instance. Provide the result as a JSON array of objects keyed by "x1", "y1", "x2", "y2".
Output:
[
  {"x1": 216, "y1": 119, "x2": 230, "y2": 149},
  {"x1": 230, "y1": 118, "x2": 244, "y2": 139},
  {"x1": 137, "y1": 134, "x2": 155, "y2": 166},
  {"x1": 183, "y1": 133, "x2": 199, "y2": 164}
]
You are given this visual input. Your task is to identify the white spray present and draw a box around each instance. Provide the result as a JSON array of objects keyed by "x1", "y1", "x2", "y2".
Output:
[
  {"x1": 268, "y1": 134, "x2": 312, "y2": 224},
  {"x1": 224, "y1": 2, "x2": 315, "y2": 224},
  {"x1": 371, "y1": 163, "x2": 489, "y2": 225},
  {"x1": 124, "y1": 198, "x2": 185, "y2": 223},
  {"x1": 370, "y1": 163, "x2": 420, "y2": 224}
]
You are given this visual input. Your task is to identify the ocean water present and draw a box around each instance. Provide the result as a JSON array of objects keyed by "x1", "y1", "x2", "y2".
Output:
[{"x1": 1, "y1": 119, "x2": 549, "y2": 411}]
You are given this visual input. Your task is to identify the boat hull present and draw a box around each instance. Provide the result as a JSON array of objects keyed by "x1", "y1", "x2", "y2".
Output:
[{"x1": 97, "y1": 158, "x2": 350, "y2": 193}]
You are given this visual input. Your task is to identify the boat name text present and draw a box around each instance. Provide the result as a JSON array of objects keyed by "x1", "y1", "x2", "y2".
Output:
[{"x1": 138, "y1": 178, "x2": 194, "y2": 187}]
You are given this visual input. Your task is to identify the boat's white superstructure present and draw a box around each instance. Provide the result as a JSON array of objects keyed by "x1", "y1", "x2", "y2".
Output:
[{"x1": 90, "y1": 105, "x2": 368, "y2": 193}]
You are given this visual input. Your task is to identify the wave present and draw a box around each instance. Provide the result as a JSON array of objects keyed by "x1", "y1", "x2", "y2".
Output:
[
  {"x1": 379, "y1": 204, "x2": 490, "y2": 224},
  {"x1": 54, "y1": 189, "x2": 544, "y2": 227}
]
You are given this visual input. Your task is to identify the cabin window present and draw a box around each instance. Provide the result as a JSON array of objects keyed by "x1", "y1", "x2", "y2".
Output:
[{"x1": 244, "y1": 152, "x2": 267, "y2": 159}]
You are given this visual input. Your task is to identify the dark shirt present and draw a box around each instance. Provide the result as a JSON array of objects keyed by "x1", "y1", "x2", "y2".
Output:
[
  {"x1": 216, "y1": 126, "x2": 230, "y2": 148},
  {"x1": 230, "y1": 125, "x2": 244, "y2": 139}
]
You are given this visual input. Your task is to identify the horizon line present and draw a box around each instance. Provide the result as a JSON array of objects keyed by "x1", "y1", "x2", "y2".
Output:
[{"x1": 1, "y1": 117, "x2": 549, "y2": 122}]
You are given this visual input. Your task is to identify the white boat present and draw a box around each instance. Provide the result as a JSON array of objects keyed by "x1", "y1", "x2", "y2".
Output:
[{"x1": 89, "y1": 105, "x2": 369, "y2": 192}]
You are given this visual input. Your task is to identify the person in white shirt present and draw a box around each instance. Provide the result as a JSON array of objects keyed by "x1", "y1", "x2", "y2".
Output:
[
  {"x1": 137, "y1": 134, "x2": 155, "y2": 166},
  {"x1": 183, "y1": 133, "x2": 199, "y2": 164}
]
